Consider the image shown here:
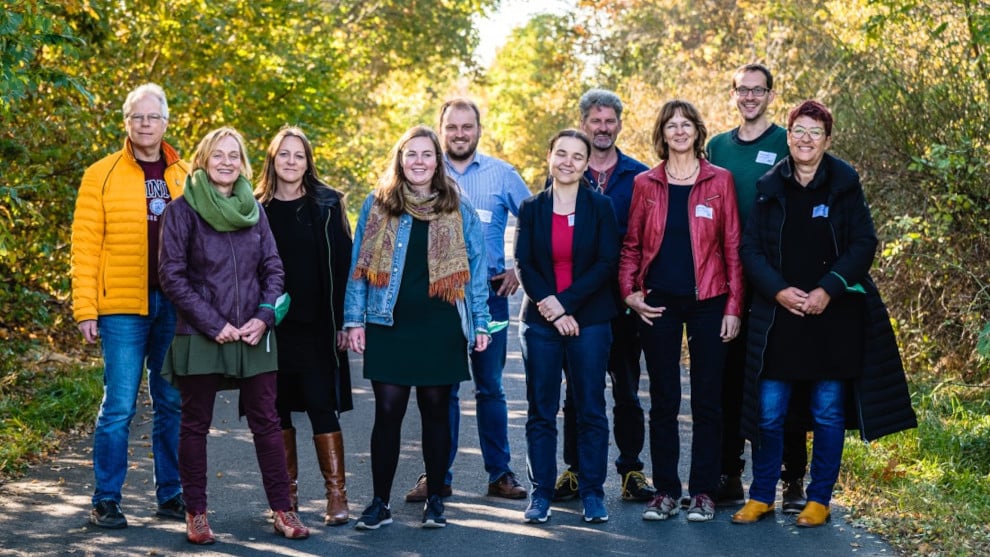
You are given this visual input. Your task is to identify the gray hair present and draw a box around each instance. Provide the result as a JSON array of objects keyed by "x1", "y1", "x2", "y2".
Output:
[
  {"x1": 122, "y1": 83, "x2": 169, "y2": 120},
  {"x1": 579, "y1": 88, "x2": 623, "y2": 121}
]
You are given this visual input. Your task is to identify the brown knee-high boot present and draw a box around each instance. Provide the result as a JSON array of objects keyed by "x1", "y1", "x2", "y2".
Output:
[
  {"x1": 314, "y1": 432, "x2": 348, "y2": 525},
  {"x1": 282, "y1": 428, "x2": 298, "y2": 512}
]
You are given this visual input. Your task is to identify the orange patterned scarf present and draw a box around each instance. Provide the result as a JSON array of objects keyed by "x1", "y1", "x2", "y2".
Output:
[{"x1": 352, "y1": 186, "x2": 469, "y2": 304}]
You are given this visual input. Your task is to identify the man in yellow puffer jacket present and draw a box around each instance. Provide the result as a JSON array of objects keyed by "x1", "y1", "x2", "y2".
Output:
[{"x1": 71, "y1": 83, "x2": 189, "y2": 529}]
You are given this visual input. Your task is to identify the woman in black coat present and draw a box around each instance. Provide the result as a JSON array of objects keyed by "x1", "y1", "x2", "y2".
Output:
[
  {"x1": 731, "y1": 101, "x2": 916, "y2": 528},
  {"x1": 256, "y1": 126, "x2": 354, "y2": 526}
]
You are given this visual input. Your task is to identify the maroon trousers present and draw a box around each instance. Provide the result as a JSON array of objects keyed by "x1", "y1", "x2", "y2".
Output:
[{"x1": 177, "y1": 372, "x2": 291, "y2": 513}]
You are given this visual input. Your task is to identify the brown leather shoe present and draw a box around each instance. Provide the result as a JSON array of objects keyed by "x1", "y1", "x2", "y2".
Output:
[
  {"x1": 487, "y1": 472, "x2": 527, "y2": 499},
  {"x1": 405, "y1": 474, "x2": 452, "y2": 503},
  {"x1": 314, "y1": 432, "x2": 349, "y2": 525},
  {"x1": 731, "y1": 500, "x2": 774, "y2": 524},
  {"x1": 795, "y1": 501, "x2": 830, "y2": 527}
]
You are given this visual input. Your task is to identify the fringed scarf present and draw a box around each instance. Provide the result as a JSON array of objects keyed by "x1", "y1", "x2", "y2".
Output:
[{"x1": 352, "y1": 186, "x2": 470, "y2": 304}]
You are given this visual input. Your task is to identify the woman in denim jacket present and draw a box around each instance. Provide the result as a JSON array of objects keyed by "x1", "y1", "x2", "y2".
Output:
[{"x1": 343, "y1": 126, "x2": 490, "y2": 530}]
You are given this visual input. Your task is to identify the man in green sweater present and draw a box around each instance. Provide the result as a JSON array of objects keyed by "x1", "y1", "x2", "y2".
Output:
[{"x1": 706, "y1": 63, "x2": 809, "y2": 513}]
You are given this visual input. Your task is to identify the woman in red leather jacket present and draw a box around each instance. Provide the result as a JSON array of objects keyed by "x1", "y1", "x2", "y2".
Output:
[{"x1": 618, "y1": 100, "x2": 743, "y2": 524}]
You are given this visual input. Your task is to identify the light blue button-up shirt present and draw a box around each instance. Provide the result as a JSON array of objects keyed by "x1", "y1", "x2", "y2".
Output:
[{"x1": 445, "y1": 152, "x2": 531, "y2": 279}]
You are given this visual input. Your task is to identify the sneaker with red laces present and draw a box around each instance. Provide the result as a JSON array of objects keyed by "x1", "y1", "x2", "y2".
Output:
[
  {"x1": 642, "y1": 492, "x2": 679, "y2": 521},
  {"x1": 186, "y1": 512, "x2": 215, "y2": 545},
  {"x1": 686, "y1": 494, "x2": 716, "y2": 522},
  {"x1": 273, "y1": 510, "x2": 310, "y2": 539}
]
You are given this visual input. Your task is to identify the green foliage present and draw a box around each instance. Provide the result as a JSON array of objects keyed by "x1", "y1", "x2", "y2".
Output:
[
  {"x1": 840, "y1": 383, "x2": 990, "y2": 555},
  {"x1": 0, "y1": 363, "x2": 103, "y2": 477}
]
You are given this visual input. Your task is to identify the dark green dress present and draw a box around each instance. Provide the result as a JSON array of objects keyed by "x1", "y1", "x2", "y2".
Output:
[{"x1": 363, "y1": 218, "x2": 469, "y2": 386}]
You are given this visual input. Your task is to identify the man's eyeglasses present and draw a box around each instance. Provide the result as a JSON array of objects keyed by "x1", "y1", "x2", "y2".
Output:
[
  {"x1": 127, "y1": 114, "x2": 165, "y2": 123},
  {"x1": 733, "y1": 86, "x2": 769, "y2": 98},
  {"x1": 789, "y1": 126, "x2": 826, "y2": 141}
]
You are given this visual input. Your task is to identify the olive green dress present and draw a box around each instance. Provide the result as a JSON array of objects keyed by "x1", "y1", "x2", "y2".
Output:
[{"x1": 363, "y1": 218, "x2": 469, "y2": 386}]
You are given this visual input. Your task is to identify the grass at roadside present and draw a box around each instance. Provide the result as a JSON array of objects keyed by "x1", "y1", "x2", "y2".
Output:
[
  {"x1": 838, "y1": 381, "x2": 990, "y2": 556},
  {"x1": 0, "y1": 362, "x2": 102, "y2": 478}
]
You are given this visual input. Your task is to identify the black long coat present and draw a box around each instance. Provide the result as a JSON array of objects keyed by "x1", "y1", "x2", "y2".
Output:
[{"x1": 739, "y1": 154, "x2": 917, "y2": 444}]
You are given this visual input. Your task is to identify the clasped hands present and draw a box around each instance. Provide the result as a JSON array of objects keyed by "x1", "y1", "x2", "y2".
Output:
[
  {"x1": 538, "y1": 295, "x2": 579, "y2": 336},
  {"x1": 776, "y1": 286, "x2": 831, "y2": 316},
  {"x1": 214, "y1": 318, "x2": 267, "y2": 345}
]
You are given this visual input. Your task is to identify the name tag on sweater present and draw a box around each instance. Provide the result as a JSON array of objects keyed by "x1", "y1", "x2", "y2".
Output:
[
  {"x1": 813, "y1": 204, "x2": 829, "y2": 218},
  {"x1": 756, "y1": 151, "x2": 778, "y2": 165}
]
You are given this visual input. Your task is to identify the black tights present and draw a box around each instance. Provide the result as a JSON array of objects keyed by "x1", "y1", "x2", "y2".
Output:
[{"x1": 370, "y1": 381, "x2": 451, "y2": 503}]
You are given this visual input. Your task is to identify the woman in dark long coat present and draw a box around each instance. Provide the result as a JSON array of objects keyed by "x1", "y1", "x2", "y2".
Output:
[
  {"x1": 731, "y1": 101, "x2": 916, "y2": 529},
  {"x1": 256, "y1": 126, "x2": 353, "y2": 525}
]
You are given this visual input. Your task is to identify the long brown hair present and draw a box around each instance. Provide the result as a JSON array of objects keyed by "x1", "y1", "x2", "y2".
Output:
[
  {"x1": 255, "y1": 125, "x2": 329, "y2": 204},
  {"x1": 375, "y1": 125, "x2": 460, "y2": 216}
]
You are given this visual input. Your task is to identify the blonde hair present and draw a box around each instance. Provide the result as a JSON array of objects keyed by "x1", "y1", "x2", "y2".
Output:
[{"x1": 191, "y1": 127, "x2": 253, "y2": 181}]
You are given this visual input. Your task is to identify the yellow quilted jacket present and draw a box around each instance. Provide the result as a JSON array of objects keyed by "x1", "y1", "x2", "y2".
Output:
[{"x1": 71, "y1": 139, "x2": 188, "y2": 322}]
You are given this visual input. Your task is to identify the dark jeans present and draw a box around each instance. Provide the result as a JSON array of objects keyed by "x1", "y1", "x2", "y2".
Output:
[
  {"x1": 520, "y1": 320, "x2": 611, "y2": 501},
  {"x1": 562, "y1": 310, "x2": 646, "y2": 476},
  {"x1": 721, "y1": 309, "x2": 809, "y2": 482},
  {"x1": 640, "y1": 293, "x2": 727, "y2": 498},
  {"x1": 177, "y1": 372, "x2": 290, "y2": 513}
]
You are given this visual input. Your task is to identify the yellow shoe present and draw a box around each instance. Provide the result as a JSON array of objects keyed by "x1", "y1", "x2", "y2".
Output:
[
  {"x1": 795, "y1": 501, "x2": 830, "y2": 527},
  {"x1": 731, "y1": 500, "x2": 774, "y2": 524}
]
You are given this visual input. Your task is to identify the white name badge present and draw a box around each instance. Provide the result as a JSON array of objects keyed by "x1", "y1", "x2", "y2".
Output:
[
  {"x1": 567, "y1": 213, "x2": 575, "y2": 227},
  {"x1": 755, "y1": 150, "x2": 778, "y2": 165},
  {"x1": 476, "y1": 208, "x2": 493, "y2": 223},
  {"x1": 812, "y1": 204, "x2": 829, "y2": 218},
  {"x1": 695, "y1": 204, "x2": 714, "y2": 220}
]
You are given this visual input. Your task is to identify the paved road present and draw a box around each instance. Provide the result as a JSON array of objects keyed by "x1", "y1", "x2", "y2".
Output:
[{"x1": 0, "y1": 295, "x2": 897, "y2": 557}]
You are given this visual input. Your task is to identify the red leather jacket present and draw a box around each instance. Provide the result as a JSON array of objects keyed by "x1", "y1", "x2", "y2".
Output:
[{"x1": 618, "y1": 159, "x2": 744, "y2": 317}]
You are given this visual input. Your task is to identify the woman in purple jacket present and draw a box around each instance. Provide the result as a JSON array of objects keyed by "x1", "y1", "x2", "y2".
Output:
[{"x1": 159, "y1": 127, "x2": 308, "y2": 545}]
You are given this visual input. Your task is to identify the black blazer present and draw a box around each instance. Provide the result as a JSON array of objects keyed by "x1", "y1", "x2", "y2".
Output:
[{"x1": 514, "y1": 185, "x2": 620, "y2": 327}]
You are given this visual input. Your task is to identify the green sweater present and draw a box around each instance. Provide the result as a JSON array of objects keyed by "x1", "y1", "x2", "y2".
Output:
[{"x1": 706, "y1": 124, "x2": 788, "y2": 227}]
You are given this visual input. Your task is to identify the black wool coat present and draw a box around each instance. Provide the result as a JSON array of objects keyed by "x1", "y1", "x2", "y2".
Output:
[{"x1": 739, "y1": 153, "x2": 917, "y2": 444}]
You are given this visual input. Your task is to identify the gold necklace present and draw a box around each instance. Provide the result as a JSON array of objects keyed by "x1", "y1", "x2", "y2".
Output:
[{"x1": 665, "y1": 161, "x2": 699, "y2": 181}]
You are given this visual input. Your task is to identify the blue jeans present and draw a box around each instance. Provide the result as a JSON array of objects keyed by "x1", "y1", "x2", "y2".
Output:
[
  {"x1": 448, "y1": 290, "x2": 513, "y2": 484},
  {"x1": 639, "y1": 293, "x2": 726, "y2": 498},
  {"x1": 520, "y1": 319, "x2": 611, "y2": 501},
  {"x1": 750, "y1": 379, "x2": 845, "y2": 506},
  {"x1": 92, "y1": 289, "x2": 181, "y2": 506}
]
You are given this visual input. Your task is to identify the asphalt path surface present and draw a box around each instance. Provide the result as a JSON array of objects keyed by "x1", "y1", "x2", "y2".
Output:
[{"x1": 1, "y1": 261, "x2": 897, "y2": 556}]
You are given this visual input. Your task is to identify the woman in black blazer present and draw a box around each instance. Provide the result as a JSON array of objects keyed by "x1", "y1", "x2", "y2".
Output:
[{"x1": 514, "y1": 129, "x2": 619, "y2": 525}]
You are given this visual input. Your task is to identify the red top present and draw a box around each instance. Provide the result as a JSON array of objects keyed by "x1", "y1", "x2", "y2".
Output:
[{"x1": 552, "y1": 212, "x2": 575, "y2": 292}]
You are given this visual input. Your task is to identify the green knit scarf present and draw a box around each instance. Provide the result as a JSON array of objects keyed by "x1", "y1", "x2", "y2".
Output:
[{"x1": 183, "y1": 169, "x2": 259, "y2": 231}]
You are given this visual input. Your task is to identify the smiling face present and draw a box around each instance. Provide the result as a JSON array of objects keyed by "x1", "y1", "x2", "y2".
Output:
[
  {"x1": 548, "y1": 135, "x2": 590, "y2": 187},
  {"x1": 787, "y1": 115, "x2": 832, "y2": 169},
  {"x1": 124, "y1": 95, "x2": 167, "y2": 158},
  {"x1": 662, "y1": 109, "x2": 698, "y2": 156},
  {"x1": 401, "y1": 136, "x2": 438, "y2": 188},
  {"x1": 206, "y1": 135, "x2": 243, "y2": 190},
  {"x1": 273, "y1": 135, "x2": 307, "y2": 188},
  {"x1": 440, "y1": 106, "x2": 481, "y2": 162},
  {"x1": 581, "y1": 105, "x2": 622, "y2": 152},
  {"x1": 733, "y1": 69, "x2": 775, "y2": 123}
]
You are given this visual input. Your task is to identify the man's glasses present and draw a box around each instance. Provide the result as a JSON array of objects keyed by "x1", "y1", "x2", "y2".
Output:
[
  {"x1": 733, "y1": 86, "x2": 769, "y2": 98},
  {"x1": 127, "y1": 114, "x2": 165, "y2": 123}
]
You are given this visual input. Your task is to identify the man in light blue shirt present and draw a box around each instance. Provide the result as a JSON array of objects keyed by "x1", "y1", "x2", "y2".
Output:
[{"x1": 404, "y1": 98, "x2": 531, "y2": 502}]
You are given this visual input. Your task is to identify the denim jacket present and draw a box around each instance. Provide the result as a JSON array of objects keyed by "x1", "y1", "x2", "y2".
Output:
[{"x1": 343, "y1": 192, "x2": 491, "y2": 349}]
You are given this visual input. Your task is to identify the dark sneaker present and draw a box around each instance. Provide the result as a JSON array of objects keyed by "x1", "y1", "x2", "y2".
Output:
[
  {"x1": 405, "y1": 474, "x2": 452, "y2": 503},
  {"x1": 90, "y1": 500, "x2": 127, "y2": 529},
  {"x1": 582, "y1": 495, "x2": 609, "y2": 523},
  {"x1": 686, "y1": 493, "x2": 716, "y2": 522},
  {"x1": 186, "y1": 512, "x2": 215, "y2": 545},
  {"x1": 552, "y1": 469, "x2": 579, "y2": 502},
  {"x1": 356, "y1": 497, "x2": 393, "y2": 530},
  {"x1": 642, "y1": 493, "x2": 679, "y2": 521},
  {"x1": 781, "y1": 479, "x2": 807, "y2": 514},
  {"x1": 715, "y1": 474, "x2": 745, "y2": 506},
  {"x1": 422, "y1": 495, "x2": 447, "y2": 528},
  {"x1": 487, "y1": 472, "x2": 527, "y2": 499},
  {"x1": 620, "y1": 470, "x2": 656, "y2": 502},
  {"x1": 156, "y1": 493, "x2": 186, "y2": 520},
  {"x1": 524, "y1": 496, "x2": 552, "y2": 524}
]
